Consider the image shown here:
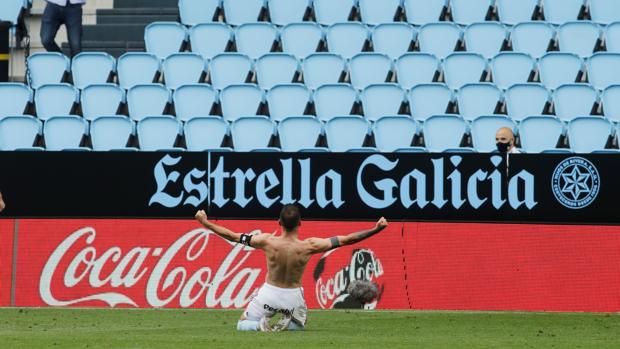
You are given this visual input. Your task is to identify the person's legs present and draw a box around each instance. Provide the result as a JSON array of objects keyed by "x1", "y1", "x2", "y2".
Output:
[
  {"x1": 40, "y1": 2, "x2": 63, "y2": 52},
  {"x1": 64, "y1": 4, "x2": 83, "y2": 57},
  {"x1": 237, "y1": 286, "x2": 270, "y2": 331}
]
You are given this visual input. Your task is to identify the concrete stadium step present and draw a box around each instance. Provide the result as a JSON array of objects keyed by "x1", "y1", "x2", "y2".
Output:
[
  {"x1": 62, "y1": 41, "x2": 145, "y2": 58},
  {"x1": 113, "y1": 0, "x2": 178, "y2": 9},
  {"x1": 96, "y1": 8, "x2": 179, "y2": 25},
  {"x1": 82, "y1": 24, "x2": 148, "y2": 43}
]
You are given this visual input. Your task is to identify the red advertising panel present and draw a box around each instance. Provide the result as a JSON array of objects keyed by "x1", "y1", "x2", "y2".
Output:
[{"x1": 0, "y1": 219, "x2": 14, "y2": 306}]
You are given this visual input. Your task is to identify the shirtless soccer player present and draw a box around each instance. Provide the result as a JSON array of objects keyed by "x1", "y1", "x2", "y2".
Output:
[{"x1": 194, "y1": 204, "x2": 389, "y2": 331}]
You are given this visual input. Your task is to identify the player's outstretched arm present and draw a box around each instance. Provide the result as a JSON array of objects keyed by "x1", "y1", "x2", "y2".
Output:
[
  {"x1": 195, "y1": 210, "x2": 241, "y2": 243},
  {"x1": 307, "y1": 217, "x2": 388, "y2": 254}
]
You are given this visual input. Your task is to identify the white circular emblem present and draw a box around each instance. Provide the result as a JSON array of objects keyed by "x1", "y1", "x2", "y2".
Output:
[{"x1": 551, "y1": 157, "x2": 600, "y2": 209}]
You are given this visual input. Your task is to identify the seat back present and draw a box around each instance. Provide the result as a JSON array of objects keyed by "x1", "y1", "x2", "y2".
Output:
[
  {"x1": 418, "y1": 22, "x2": 462, "y2": 59},
  {"x1": 538, "y1": 53, "x2": 583, "y2": 90},
  {"x1": 464, "y1": 22, "x2": 507, "y2": 59},
  {"x1": 542, "y1": 0, "x2": 585, "y2": 25},
  {"x1": 210, "y1": 53, "x2": 253, "y2": 89},
  {"x1": 179, "y1": 0, "x2": 220, "y2": 25},
  {"x1": 0, "y1": 116, "x2": 41, "y2": 150},
  {"x1": 408, "y1": 83, "x2": 453, "y2": 122},
  {"x1": 189, "y1": 23, "x2": 233, "y2": 59},
  {"x1": 137, "y1": 115, "x2": 182, "y2": 151},
  {"x1": 326, "y1": 22, "x2": 369, "y2": 60},
  {"x1": 587, "y1": 53, "x2": 620, "y2": 90},
  {"x1": 568, "y1": 116, "x2": 613, "y2": 153},
  {"x1": 359, "y1": 0, "x2": 402, "y2": 26},
  {"x1": 268, "y1": 0, "x2": 310, "y2": 26},
  {"x1": 27, "y1": 52, "x2": 70, "y2": 89},
  {"x1": 423, "y1": 114, "x2": 468, "y2": 152},
  {"x1": 280, "y1": 23, "x2": 323, "y2": 59},
  {"x1": 510, "y1": 22, "x2": 555, "y2": 58},
  {"x1": 220, "y1": 84, "x2": 265, "y2": 122},
  {"x1": 235, "y1": 23, "x2": 278, "y2": 59},
  {"x1": 325, "y1": 116, "x2": 370, "y2": 152},
  {"x1": 395, "y1": 53, "x2": 439, "y2": 89},
  {"x1": 256, "y1": 53, "x2": 299, "y2": 89},
  {"x1": 457, "y1": 83, "x2": 503, "y2": 121},
  {"x1": 601, "y1": 85, "x2": 620, "y2": 122},
  {"x1": 0, "y1": 83, "x2": 31, "y2": 117},
  {"x1": 496, "y1": 0, "x2": 539, "y2": 26},
  {"x1": 557, "y1": 21, "x2": 601, "y2": 58},
  {"x1": 71, "y1": 52, "x2": 115, "y2": 89},
  {"x1": 34, "y1": 83, "x2": 78, "y2": 121},
  {"x1": 504, "y1": 84, "x2": 550, "y2": 122},
  {"x1": 605, "y1": 22, "x2": 620, "y2": 53},
  {"x1": 117, "y1": 53, "x2": 161, "y2": 89},
  {"x1": 144, "y1": 22, "x2": 187, "y2": 60},
  {"x1": 404, "y1": 0, "x2": 447, "y2": 26},
  {"x1": 231, "y1": 116, "x2": 275, "y2": 151},
  {"x1": 163, "y1": 53, "x2": 206, "y2": 89},
  {"x1": 184, "y1": 116, "x2": 229, "y2": 151},
  {"x1": 348, "y1": 53, "x2": 393, "y2": 90},
  {"x1": 590, "y1": 0, "x2": 620, "y2": 25},
  {"x1": 519, "y1": 116, "x2": 563, "y2": 153},
  {"x1": 314, "y1": 84, "x2": 359, "y2": 122},
  {"x1": 81, "y1": 83, "x2": 125, "y2": 121},
  {"x1": 451, "y1": 0, "x2": 493, "y2": 25},
  {"x1": 91, "y1": 116, "x2": 135, "y2": 151},
  {"x1": 553, "y1": 84, "x2": 598, "y2": 122},
  {"x1": 372, "y1": 23, "x2": 417, "y2": 60},
  {"x1": 443, "y1": 53, "x2": 487, "y2": 90},
  {"x1": 127, "y1": 84, "x2": 171, "y2": 122},
  {"x1": 173, "y1": 84, "x2": 218, "y2": 122},
  {"x1": 360, "y1": 83, "x2": 406, "y2": 122},
  {"x1": 266, "y1": 84, "x2": 311, "y2": 122},
  {"x1": 470, "y1": 115, "x2": 516, "y2": 152},
  {"x1": 302, "y1": 53, "x2": 346, "y2": 90},
  {"x1": 314, "y1": 0, "x2": 357, "y2": 25},
  {"x1": 223, "y1": 0, "x2": 265, "y2": 26},
  {"x1": 373, "y1": 116, "x2": 418, "y2": 152},
  {"x1": 278, "y1": 116, "x2": 323, "y2": 151},
  {"x1": 43, "y1": 115, "x2": 88, "y2": 151},
  {"x1": 491, "y1": 52, "x2": 535, "y2": 90}
]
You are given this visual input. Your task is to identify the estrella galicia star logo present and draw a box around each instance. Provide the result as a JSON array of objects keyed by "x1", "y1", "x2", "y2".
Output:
[{"x1": 551, "y1": 157, "x2": 600, "y2": 209}]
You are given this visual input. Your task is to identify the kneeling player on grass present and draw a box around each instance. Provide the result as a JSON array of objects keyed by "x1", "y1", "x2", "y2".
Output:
[{"x1": 194, "y1": 204, "x2": 388, "y2": 331}]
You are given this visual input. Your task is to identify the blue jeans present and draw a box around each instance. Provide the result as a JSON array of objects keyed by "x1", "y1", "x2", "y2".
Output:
[{"x1": 40, "y1": 2, "x2": 83, "y2": 57}]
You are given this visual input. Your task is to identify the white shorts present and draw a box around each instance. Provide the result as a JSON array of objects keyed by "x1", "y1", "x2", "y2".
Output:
[{"x1": 243, "y1": 283, "x2": 308, "y2": 327}]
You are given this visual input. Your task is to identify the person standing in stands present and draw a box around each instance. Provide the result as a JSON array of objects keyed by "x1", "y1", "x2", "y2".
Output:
[{"x1": 41, "y1": 0, "x2": 85, "y2": 57}]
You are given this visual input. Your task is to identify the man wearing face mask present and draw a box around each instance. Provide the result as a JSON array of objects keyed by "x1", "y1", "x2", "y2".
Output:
[{"x1": 495, "y1": 127, "x2": 520, "y2": 154}]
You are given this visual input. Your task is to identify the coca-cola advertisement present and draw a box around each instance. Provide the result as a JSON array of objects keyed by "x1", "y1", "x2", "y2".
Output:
[{"x1": 0, "y1": 219, "x2": 14, "y2": 306}]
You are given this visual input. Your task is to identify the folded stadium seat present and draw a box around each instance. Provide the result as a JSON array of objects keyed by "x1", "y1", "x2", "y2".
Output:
[
  {"x1": 490, "y1": 52, "x2": 535, "y2": 90},
  {"x1": 220, "y1": 84, "x2": 265, "y2": 122},
  {"x1": 26, "y1": 52, "x2": 70, "y2": 89},
  {"x1": 301, "y1": 53, "x2": 346, "y2": 90},
  {"x1": 184, "y1": 116, "x2": 230, "y2": 151},
  {"x1": 403, "y1": 0, "x2": 447, "y2": 26},
  {"x1": 90, "y1": 116, "x2": 135, "y2": 151},
  {"x1": 256, "y1": 53, "x2": 300, "y2": 89},
  {"x1": 137, "y1": 115, "x2": 183, "y2": 151},
  {"x1": 504, "y1": 83, "x2": 550, "y2": 122},
  {"x1": 127, "y1": 84, "x2": 171, "y2": 122},
  {"x1": 222, "y1": 0, "x2": 265, "y2": 26},
  {"x1": 538, "y1": 52, "x2": 583, "y2": 90},
  {"x1": 326, "y1": 22, "x2": 370, "y2": 60},
  {"x1": 0, "y1": 116, "x2": 41, "y2": 151},
  {"x1": 557, "y1": 21, "x2": 601, "y2": 58},
  {"x1": 464, "y1": 22, "x2": 508, "y2": 60},
  {"x1": 496, "y1": 0, "x2": 540, "y2": 26},
  {"x1": 162, "y1": 53, "x2": 207, "y2": 90},
  {"x1": 422, "y1": 114, "x2": 468, "y2": 152},
  {"x1": 395, "y1": 147, "x2": 427, "y2": 153},
  {"x1": 348, "y1": 53, "x2": 393, "y2": 90},
  {"x1": 518, "y1": 115, "x2": 564, "y2": 153},
  {"x1": 0, "y1": 0, "x2": 24, "y2": 25},
  {"x1": 314, "y1": 0, "x2": 358, "y2": 26},
  {"x1": 172, "y1": 84, "x2": 218, "y2": 122},
  {"x1": 360, "y1": 83, "x2": 406, "y2": 122},
  {"x1": 606, "y1": 22, "x2": 620, "y2": 53},
  {"x1": 590, "y1": 0, "x2": 620, "y2": 25},
  {"x1": 451, "y1": 0, "x2": 493, "y2": 26},
  {"x1": 601, "y1": 85, "x2": 620, "y2": 122},
  {"x1": 408, "y1": 83, "x2": 454, "y2": 122},
  {"x1": 510, "y1": 22, "x2": 555, "y2": 59},
  {"x1": 567, "y1": 116, "x2": 613, "y2": 152},
  {"x1": 179, "y1": 0, "x2": 220, "y2": 26},
  {"x1": 266, "y1": 83, "x2": 311, "y2": 122},
  {"x1": 324, "y1": 116, "x2": 371, "y2": 152},
  {"x1": 470, "y1": 115, "x2": 516, "y2": 152},
  {"x1": 0, "y1": 83, "x2": 32, "y2": 118},
  {"x1": 280, "y1": 23, "x2": 323, "y2": 59},
  {"x1": 209, "y1": 53, "x2": 253, "y2": 89},
  {"x1": 71, "y1": 52, "x2": 115, "y2": 89},
  {"x1": 417, "y1": 22, "x2": 462, "y2": 60},
  {"x1": 116, "y1": 52, "x2": 161, "y2": 90},
  {"x1": 298, "y1": 147, "x2": 331, "y2": 152},
  {"x1": 442, "y1": 53, "x2": 488, "y2": 90},
  {"x1": 457, "y1": 83, "x2": 503, "y2": 121},
  {"x1": 230, "y1": 116, "x2": 276, "y2": 151},
  {"x1": 81, "y1": 83, "x2": 125, "y2": 121},
  {"x1": 372, "y1": 116, "x2": 419, "y2": 152},
  {"x1": 371, "y1": 23, "x2": 417, "y2": 60},
  {"x1": 189, "y1": 23, "x2": 233, "y2": 60},
  {"x1": 43, "y1": 115, "x2": 89, "y2": 151},
  {"x1": 234, "y1": 23, "x2": 278, "y2": 60},
  {"x1": 542, "y1": 0, "x2": 585, "y2": 25},
  {"x1": 313, "y1": 83, "x2": 359, "y2": 122},
  {"x1": 34, "y1": 83, "x2": 78, "y2": 121},
  {"x1": 553, "y1": 83, "x2": 599, "y2": 122},
  {"x1": 358, "y1": 0, "x2": 402, "y2": 26},
  {"x1": 277, "y1": 116, "x2": 323, "y2": 151},
  {"x1": 395, "y1": 53, "x2": 440, "y2": 89},
  {"x1": 268, "y1": 0, "x2": 311, "y2": 26},
  {"x1": 144, "y1": 22, "x2": 188, "y2": 60},
  {"x1": 587, "y1": 52, "x2": 620, "y2": 90}
]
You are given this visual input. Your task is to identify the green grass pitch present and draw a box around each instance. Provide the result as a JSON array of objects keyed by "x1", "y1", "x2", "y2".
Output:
[{"x1": 0, "y1": 308, "x2": 618, "y2": 348}]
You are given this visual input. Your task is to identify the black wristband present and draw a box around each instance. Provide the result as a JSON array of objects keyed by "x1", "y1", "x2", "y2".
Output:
[
  {"x1": 240, "y1": 234, "x2": 252, "y2": 246},
  {"x1": 329, "y1": 237, "x2": 340, "y2": 249}
]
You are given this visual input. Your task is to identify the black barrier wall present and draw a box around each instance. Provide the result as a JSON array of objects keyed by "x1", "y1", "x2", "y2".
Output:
[{"x1": 0, "y1": 152, "x2": 615, "y2": 223}]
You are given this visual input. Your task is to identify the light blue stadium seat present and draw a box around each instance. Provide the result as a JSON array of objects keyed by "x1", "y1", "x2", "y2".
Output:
[
  {"x1": 606, "y1": 22, "x2": 620, "y2": 53},
  {"x1": 162, "y1": 53, "x2": 206, "y2": 89},
  {"x1": 280, "y1": 23, "x2": 323, "y2": 59},
  {"x1": 127, "y1": 84, "x2": 171, "y2": 122},
  {"x1": 326, "y1": 22, "x2": 369, "y2": 60},
  {"x1": 81, "y1": 83, "x2": 125, "y2": 121},
  {"x1": 403, "y1": 0, "x2": 446, "y2": 26},
  {"x1": 268, "y1": 0, "x2": 310, "y2": 26},
  {"x1": 278, "y1": 116, "x2": 323, "y2": 151},
  {"x1": 510, "y1": 22, "x2": 555, "y2": 59},
  {"x1": 349, "y1": 53, "x2": 392, "y2": 90},
  {"x1": 137, "y1": 115, "x2": 183, "y2": 151},
  {"x1": 0, "y1": 0, "x2": 24, "y2": 25},
  {"x1": 266, "y1": 84, "x2": 311, "y2": 122},
  {"x1": 519, "y1": 116, "x2": 563, "y2": 153},
  {"x1": 457, "y1": 83, "x2": 503, "y2": 121},
  {"x1": 360, "y1": 83, "x2": 406, "y2": 122},
  {"x1": 117, "y1": 52, "x2": 161, "y2": 89},
  {"x1": 209, "y1": 53, "x2": 253, "y2": 89},
  {"x1": 464, "y1": 22, "x2": 507, "y2": 60},
  {"x1": 417, "y1": 22, "x2": 462, "y2": 59},
  {"x1": 542, "y1": 0, "x2": 585, "y2": 25},
  {"x1": 184, "y1": 116, "x2": 229, "y2": 151},
  {"x1": 504, "y1": 83, "x2": 550, "y2": 122},
  {"x1": 567, "y1": 116, "x2": 613, "y2": 152},
  {"x1": 0, "y1": 83, "x2": 31, "y2": 117},
  {"x1": 373, "y1": 115, "x2": 418, "y2": 152},
  {"x1": 491, "y1": 52, "x2": 535, "y2": 90},
  {"x1": 313, "y1": 84, "x2": 359, "y2": 122},
  {"x1": 557, "y1": 21, "x2": 601, "y2": 58},
  {"x1": 235, "y1": 23, "x2": 278, "y2": 60},
  {"x1": 372, "y1": 23, "x2": 417, "y2": 60},
  {"x1": 173, "y1": 84, "x2": 218, "y2": 121},
  {"x1": 538, "y1": 52, "x2": 583, "y2": 90},
  {"x1": 231, "y1": 116, "x2": 275, "y2": 151},
  {"x1": 301, "y1": 53, "x2": 346, "y2": 90},
  {"x1": 27, "y1": 52, "x2": 70, "y2": 89},
  {"x1": 314, "y1": 0, "x2": 357, "y2": 26},
  {"x1": 71, "y1": 52, "x2": 115, "y2": 89},
  {"x1": 451, "y1": 0, "x2": 493, "y2": 25},
  {"x1": 408, "y1": 83, "x2": 453, "y2": 122},
  {"x1": 423, "y1": 114, "x2": 468, "y2": 152},
  {"x1": 220, "y1": 84, "x2": 265, "y2": 122},
  {"x1": 0, "y1": 115, "x2": 41, "y2": 151},
  {"x1": 395, "y1": 53, "x2": 440, "y2": 89},
  {"x1": 325, "y1": 116, "x2": 370, "y2": 152},
  {"x1": 590, "y1": 0, "x2": 620, "y2": 25},
  {"x1": 602, "y1": 85, "x2": 620, "y2": 122},
  {"x1": 179, "y1": 0, "x2": 220, "y2": 26},
  {"x1": 359, "y1": 0, "x2": 402, "y2": 26},
  {"x1": 395, "y1": 147, "x2": 427, "y2": 153},
  {"x1": 443, "y1": 53, "x2": 487, "y2": 90},
  {"x1": 553, "y1": 83, "x2": 598, "y2": 122},
  {"x1": 496, "y1": 0, "x2": 539, "y2": 26},
  {"x1": 587, "y1": 52, "x2": 620, "y2": 90},
  {"x1": 144, "y1": 22, "x2": 187, "y2": 60},
  {"x1": 34, "y1": 83, "x2": 78, "y2": 121},
  {"x1": 470, "y1": 115, "x2": 516, "y2": 152},
  {"x1": 223, "y1": 0, "x2": 265, "y2": 26},
  {"x1": 90, "y1": 116, "x2": 135, "y2": 151},
  {"x1": 189, "y1": 23, "x2": 233, "y2": 59},
  {"x1": 43, "y1": 115, "x2": 88, "y2": 151},
  {"x1": 256, "y1": 53, "x2": 300, "y2": 89}
]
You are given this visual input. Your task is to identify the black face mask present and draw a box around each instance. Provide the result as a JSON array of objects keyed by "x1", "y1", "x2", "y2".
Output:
[{"x1": 496, "y1": 142, "x2": 510, "y2": 153}]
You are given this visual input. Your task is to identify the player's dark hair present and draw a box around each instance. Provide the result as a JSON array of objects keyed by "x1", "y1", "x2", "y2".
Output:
[{"x1": 279, "y1": 204, "x2": 301, "y2": 231}]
